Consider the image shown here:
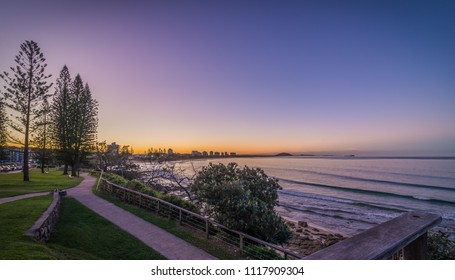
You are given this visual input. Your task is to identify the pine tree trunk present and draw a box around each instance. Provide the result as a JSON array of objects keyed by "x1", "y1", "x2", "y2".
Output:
[
  {"x1": 41, "y1": 153, "x2": 45, "y2": 174},
  {"x1": 71, "y1": 164, "x2": 77, "y2": 177},
  {"x1": 41, "y1": 112, "x2": 47, "y2": 174},
  {"x1": 71, "y1": 153, "x2": 79, "y2": 177},
  {"x1": 23, "y1": 145, "x2": 29, "y2": 181}
]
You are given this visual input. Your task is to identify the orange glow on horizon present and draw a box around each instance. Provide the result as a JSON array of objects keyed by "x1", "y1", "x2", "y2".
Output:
[{"x1": 114, "y1": 141, "x2": 343, "y2": 155}]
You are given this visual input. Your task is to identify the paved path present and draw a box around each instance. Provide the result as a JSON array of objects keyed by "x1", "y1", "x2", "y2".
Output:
[
  {"x1": 67, "y1": 173, "x2": 217, "y2": 260},
  {"x1": 0, "y1": 192, "x2": 51, "y2": 205}
]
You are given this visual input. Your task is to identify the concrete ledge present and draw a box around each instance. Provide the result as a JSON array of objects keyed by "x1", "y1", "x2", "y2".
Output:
[{"x1": 27, "y1": 191, "x2": 61, "y2": 242}]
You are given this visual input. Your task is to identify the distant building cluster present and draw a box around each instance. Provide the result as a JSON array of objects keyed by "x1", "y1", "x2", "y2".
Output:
[
  {"x1": 191, "y1": 150, "x2": 236, "y2": 157},
  {"x1": 116, "y1": 142, "x2": 238, "y2": 161},
  {"x1": 1, "y1": 147, "x2": 24, "y2": 163},
  {"x1": 1, "y1": 147, "x2": 39, "y2": 171}
]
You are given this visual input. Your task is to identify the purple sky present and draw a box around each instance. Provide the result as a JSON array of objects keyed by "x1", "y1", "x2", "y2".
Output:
[{"x1": 1, "y1": 0, "x2": 454, "y2": 155}]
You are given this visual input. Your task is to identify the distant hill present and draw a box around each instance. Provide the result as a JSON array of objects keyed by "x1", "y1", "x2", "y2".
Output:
[{"x1": 275, "y1": 153, "x2": 293, "y2": 157}]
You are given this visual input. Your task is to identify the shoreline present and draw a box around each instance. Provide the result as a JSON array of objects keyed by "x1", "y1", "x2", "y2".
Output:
[{"x1": 275, "y1": 205, "x2": 345, "y2": 257}]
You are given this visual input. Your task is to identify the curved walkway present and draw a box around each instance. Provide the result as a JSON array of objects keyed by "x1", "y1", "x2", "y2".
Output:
[
  {"x1": 66, "y1": 173, "x2": 217, "y2": 260},
  {"x1": 0, "y1": 192, "x2": 51, "y2": 205}
]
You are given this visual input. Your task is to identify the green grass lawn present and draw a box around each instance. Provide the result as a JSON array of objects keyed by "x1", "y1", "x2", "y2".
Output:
[
  {"x1": 47, "y1": 198, "x2": 166, "y2": 259},
  {"x1": 0, "y1": 195, "x2": 166, "y2": 259},
  {"x1": 94, "y1": 187, "x2": 238, "y2": 259},
  {"x1": 0, "y1": 169, "x2": 83, "y2": 198},
  {"x1": 0, "y1": 195, "x2": 59, "y2": 259}
]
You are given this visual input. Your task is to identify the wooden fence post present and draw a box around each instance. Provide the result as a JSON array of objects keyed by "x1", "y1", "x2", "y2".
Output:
[
  {"x1": 404, "y1": 232, "x2": 428, "y2": 260},
  {"x1": 101, "y1": 177, "x2": 302, "y2": 260}
]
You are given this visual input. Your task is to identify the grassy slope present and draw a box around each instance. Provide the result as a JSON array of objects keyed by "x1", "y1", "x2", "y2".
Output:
[
  {"x1": 0, "y1": 195, "x2": 165, "y2": 259},
  {"x1": 47, "y1": 198, "x2": 166, "y2": 260},
  {"x1": 0, "y1": 169, "x2": 83, "y2": 198},
  {"x1": 94, "y1": 188, "x2": 238, "y2": 260},
  {"x1": 0, "y1": 195, "x2": 58, "y2": 259}
]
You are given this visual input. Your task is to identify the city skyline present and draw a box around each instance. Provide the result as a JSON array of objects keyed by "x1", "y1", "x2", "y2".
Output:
[{"x1": 1, "y1": 1, "x2": 454, "y2": 156}]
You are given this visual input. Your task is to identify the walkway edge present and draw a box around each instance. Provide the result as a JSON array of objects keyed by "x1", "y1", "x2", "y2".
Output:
[
  {"x1": 0, "y1": 192, "x2": 51, "y2": 205},
  {"x1": 67, "y1": 173, "x2": 217, "y2": 260}
]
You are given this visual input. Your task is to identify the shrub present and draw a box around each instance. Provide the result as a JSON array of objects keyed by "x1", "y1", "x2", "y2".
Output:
[
  {"x1": 428, "y1": 231, "x2": 455, "y2": 260},
  {"x1": 191, "y1": 162, "x2": 291, "y2": 244},
  {"x1": 102, "y1": 172, "x2": 198, "y2": 213}
]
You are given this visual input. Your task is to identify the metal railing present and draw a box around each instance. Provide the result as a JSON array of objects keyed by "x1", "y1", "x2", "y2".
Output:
[{"x1": 99, "y1": 178, "x2": 301, "y2": 260}]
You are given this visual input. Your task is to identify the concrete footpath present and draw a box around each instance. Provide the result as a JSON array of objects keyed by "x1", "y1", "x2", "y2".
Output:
[
  {"x1": 0, "y1": 192, "x2": 51, "y2": 205},
  {"x1": 67, "y1": 173, "x2": 217, "y2": 260}
]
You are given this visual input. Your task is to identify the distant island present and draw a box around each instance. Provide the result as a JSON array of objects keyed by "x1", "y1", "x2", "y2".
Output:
[
  {"x1": 275, "y1": 153, "x2": 294, "y2": 157},
  {"x1": 273, "y1": 153, "x2": 358, "y2": 157}
]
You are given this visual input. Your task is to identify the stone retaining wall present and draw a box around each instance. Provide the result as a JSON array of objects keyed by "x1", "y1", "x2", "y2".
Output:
[{"x1": 27, "y1": 191, "x2": 61, "y2": 242}]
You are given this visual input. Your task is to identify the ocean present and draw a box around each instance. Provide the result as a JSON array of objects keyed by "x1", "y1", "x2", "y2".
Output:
[{"x1": 175, "y1": 156, "x2": 455, "y2": 239}]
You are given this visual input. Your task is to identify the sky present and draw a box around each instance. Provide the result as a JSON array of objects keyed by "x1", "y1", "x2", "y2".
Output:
[{"x1": 0, "y1": 0, "x2": 454, "y2": 155}]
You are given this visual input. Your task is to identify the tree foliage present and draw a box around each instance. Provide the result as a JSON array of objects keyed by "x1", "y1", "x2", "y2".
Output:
[
  {"x1": 50, "y1": 65, "x2": 72, "y2": 174},
  {"x1": 68, "y1": 75, "x2": 98, "y2": 176},
  {"x1": 0, "y1": 40, "x2": 52, "y2": 181},
  {"x1": 30, "y1": 98, "x2": 51, "y2": 173},
  {"x1": 0, "y1": 99, "x2": 8, "y2": 161},
  {"x1": 191, "y1": 162, "x2": 292, "y2": 244},
  {"x1": 50, "y1": 67, "x2": 98, "y2": 176}
]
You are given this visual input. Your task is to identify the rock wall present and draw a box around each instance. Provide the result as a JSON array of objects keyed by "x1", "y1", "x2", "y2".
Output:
[{"x1": 27, "y1": 191, "x2": 61, "y2": 242}]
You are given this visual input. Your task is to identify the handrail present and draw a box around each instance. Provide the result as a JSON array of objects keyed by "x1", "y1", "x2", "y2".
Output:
[
  {"x1": 99, "y1": 177, "x2": 302, "y2": 260},
  {"x1": 304, "y1": 211, "x2": 441, "y2": 260}
]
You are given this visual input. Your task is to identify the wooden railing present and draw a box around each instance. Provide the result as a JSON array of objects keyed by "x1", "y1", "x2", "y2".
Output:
[
  {"x1": 304, "y1": 211, "x2": 441, "y2": 260},
  {"x1": 99, "y1": 178, "x2": 301, "y2": 260}
]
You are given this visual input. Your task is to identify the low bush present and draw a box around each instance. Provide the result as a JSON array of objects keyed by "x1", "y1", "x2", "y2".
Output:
[
  {"x1": 192, "y1": 162, "x2": 291, "y2": 244},
  {"x1": 102, "y1": 173, "x2": 198, "y2": 213},
  {"x1": 428, "y1": 230, "x2": 455, "y2": 260}
]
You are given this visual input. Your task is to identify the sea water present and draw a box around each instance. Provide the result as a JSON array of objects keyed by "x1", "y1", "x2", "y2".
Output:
[{"x1": 178, "y1": 157, "x2": 455, "y2": 239}]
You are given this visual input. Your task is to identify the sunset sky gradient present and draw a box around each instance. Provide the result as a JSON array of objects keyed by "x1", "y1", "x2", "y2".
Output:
[{"x1": 1, "y1": 0, "x2": 454, "y2": 155}]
